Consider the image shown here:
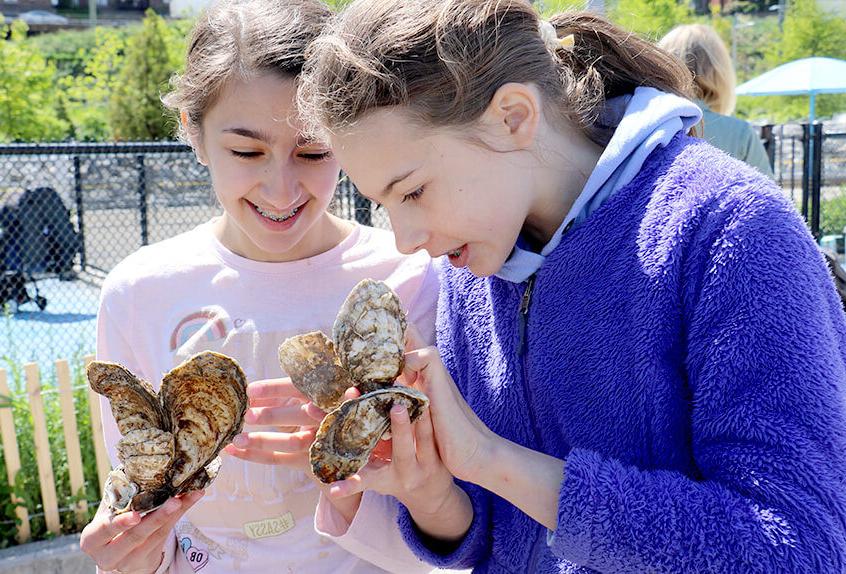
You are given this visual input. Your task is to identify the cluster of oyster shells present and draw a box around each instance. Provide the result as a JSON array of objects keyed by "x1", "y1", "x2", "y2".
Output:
[
  {"x1": 278, "y1": 279, "x2": 429, "y2": 483},
  {"x1": 88, "y1": 351, "x2": 247, "y2": 514}
]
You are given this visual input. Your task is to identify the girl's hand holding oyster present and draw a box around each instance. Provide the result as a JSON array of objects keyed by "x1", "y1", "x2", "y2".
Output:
[{"x1": 80, "y1": 491, "x2": 203, "y2": 574}]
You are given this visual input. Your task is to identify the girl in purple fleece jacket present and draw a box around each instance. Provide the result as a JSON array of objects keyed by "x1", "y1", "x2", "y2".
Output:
[{"x1": 299, "y1": 1, "x2": 846, "y2": 572}]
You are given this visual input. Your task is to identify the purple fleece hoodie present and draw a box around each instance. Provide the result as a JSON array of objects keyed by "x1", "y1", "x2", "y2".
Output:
[{"x1": 397, "y1": 134, "x2": 846, "y2": 572}]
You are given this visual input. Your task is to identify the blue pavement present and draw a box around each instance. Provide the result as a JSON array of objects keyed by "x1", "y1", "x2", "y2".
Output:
[{"x1": 0, "y1": 277, "x2": 99, "y2": 387}]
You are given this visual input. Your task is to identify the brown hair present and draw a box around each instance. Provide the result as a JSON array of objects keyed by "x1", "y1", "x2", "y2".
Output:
[
  {"x1": 162, "y1": 0, "x2": 331, "y2": 140},
  {"x1": 299, "y1": 0, "x2": 694, "y2": 146},
  {"x1": 658, "y1": 24, "x2": 736, "y2": 115}
]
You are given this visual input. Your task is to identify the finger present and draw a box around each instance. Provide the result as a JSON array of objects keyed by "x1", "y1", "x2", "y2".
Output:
[
  {"x1": 388, "y1": 404, "x2": 416, "y2": 470},
  {"x1": 302, "y1": 401, "x2": 327, "y2": 422},
  {"x1": 247, "y1": 378, "x2": 307, "y2": 402},
  {"x1": 81, "y1": 504, "x2": 143, "y2": 551},
  {"x1": 102, "y1": 492, "x2": 203, "y2": 571},
  {"x1": 96, "y1": 497, "x2": 183, "y2": 568},
  {"x1": 327, "y1": 474, "x2": 366, "y2": 499},
  {"x1": 133, "y1": 491, "x2": 204, "y2": 558},
  {"x1": 230, "y1": 429, "x2": 315, "y2": 453},
  {"x1": 402, "y1": 346, "x2": 441, "y2": 388},
  {"x1": 413, "y1": 408, "x2": 439, "y2": 467},
  {"x1": 245, "y1": 403, "x2": 316, "y2": 427},
  {"x1": 224, "y1": 445, "x2": 310, "y2": 468},
  {"x1": 343, "y1": 387, "x2": 362, "y2": 401},
  {"x1": 248, "y1": 397, "x2": 293, "y2": 408}
]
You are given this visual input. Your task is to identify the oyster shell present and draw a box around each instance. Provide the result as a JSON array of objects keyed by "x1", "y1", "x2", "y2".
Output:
[
  {"x1": 88, "y1": 351, "x2": 247, "y2": 513},
  {"x1": 333, "y1": 279, "x2": 407, "y2": 394},
  {"x1": 278, "y1": 331, "x2": 354, "y2": 411},
  {"x1": 310, "y1": 387, "x2": 429, "y2": 484},
  {"x1": 160, "y1": 351, "x2": 248, "y2": 491}
]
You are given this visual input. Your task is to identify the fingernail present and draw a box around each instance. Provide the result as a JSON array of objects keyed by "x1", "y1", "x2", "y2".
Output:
[
  {"x1": 391, "y1": 405, "x2": 405, "y2": 416},
  {"x1": 125, "y1": 513, "x2": 141, "y2": 526},
  {"x1": 244, "y1": 410, "x2": 257, "y2": 424},
  {"x1": 232, "y1": 434, "x2": 248, "y2": 448},
  {"x1": 329, "y1": 485, "x2": 343, "y2": 497},
  {"x1": 164, "y1": 499, "x2": 181, "y2": 515}
]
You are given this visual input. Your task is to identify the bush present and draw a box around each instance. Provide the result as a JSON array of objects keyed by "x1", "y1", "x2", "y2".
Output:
[
  {"x1": 109, "y1": 10, "x2": 183, "y2": 141},
  {"x1": 0, "y1": 352, "x2": 99, "y2": 548},
  {"x1": 0, "y1": 21, "x2": 69, "y2": 142}
]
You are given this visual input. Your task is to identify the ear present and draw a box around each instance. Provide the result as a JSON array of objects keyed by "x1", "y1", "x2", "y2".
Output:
[
  {"x1": 181, "y1": 110, "x2": 209, "y2": 166},
  {"x1": 477, "y1": 82, "x2": 541, "y2": 152}
]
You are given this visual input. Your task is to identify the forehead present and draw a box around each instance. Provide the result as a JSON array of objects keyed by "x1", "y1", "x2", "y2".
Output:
[
  {"x1": 204, "y1": 73, "x2": 301, "y2": 136},
  {"x1": 330, "y1": 109, "x2": 442, "y2": 196}
]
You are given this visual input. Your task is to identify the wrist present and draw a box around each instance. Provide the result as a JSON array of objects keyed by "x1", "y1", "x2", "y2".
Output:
[
  {"x1": 457, "y1": 428, "x2": 501, "y2": 485},
  {"x1": 402, "y1": 481, "x2": 463, "y2": 520}
]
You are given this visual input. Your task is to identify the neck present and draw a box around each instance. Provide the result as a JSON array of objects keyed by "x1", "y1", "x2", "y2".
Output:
[{"x1": 522, "y1": 122, "x2": 603, "y2": 248}]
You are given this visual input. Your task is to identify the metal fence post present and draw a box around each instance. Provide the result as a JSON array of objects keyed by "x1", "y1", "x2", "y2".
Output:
[
  {"x1": 136, "y1": 154, "x2": 149, "y2": 246},
  {"x1": 73, "y1": 156, "x2": 87, "y2": 268},
  {"x1": 801, "y1": 123, "x2": 810, "y2": 222},
  {"x1": 353, "y1": 190, "x2": 372, "y2": 226},
  {"x1": 761, "y1": 124, "x2": 775, "y2": 175},
  {"x1": 811, "y1": 123, "x2": 823, "y2": 241}
]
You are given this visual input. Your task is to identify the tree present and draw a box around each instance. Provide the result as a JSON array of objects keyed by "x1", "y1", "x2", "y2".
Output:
[
  {"x1": 59, "y1": 27, "x2": 127, "y2": 141},
  {"x1": 108, "y1": 10, "x2": 181, "y2": 140},
  {"x1": 609, "y1": 0, "x2": 693, "y2": 40},
  {"x1": 0, "y1": 21, "x2": 68, "y2": 142},
  {"x1": 737, "y1": 0, "x2": 846, "y2": 122}
]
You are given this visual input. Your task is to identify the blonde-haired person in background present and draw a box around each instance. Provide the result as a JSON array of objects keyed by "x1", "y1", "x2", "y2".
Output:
[{"x1": 659, "y1": 23, "x2": 774, "y2": 177}]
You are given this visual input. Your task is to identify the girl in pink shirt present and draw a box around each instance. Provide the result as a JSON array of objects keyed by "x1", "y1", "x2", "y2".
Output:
[{"x1": 79, "y1": 1, "x2": 442, "y2": 572}]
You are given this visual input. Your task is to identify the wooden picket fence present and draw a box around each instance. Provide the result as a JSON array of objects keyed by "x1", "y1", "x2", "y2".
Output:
[{"x1": 0, "y1": 355, "x2": 110, "y2": 544}]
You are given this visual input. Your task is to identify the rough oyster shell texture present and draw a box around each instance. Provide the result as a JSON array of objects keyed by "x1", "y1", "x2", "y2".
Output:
[
  {"x1": 310, "y1": 386, "x2": 429, "y2": 484},
  {"x1": 333, "y1": 278, "x2": 407, "y2": 395},
  {"x1": 88, "y1": 351, "x2": 247, "y2": 514},
  {"x1": 278, "y1": 279, "x2": 429, "y2": 483},
  {"x1": 278, "y1": 331, "x2": 354, "y2": 411}
]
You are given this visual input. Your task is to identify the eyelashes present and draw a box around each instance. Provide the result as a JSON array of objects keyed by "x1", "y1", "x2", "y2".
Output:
[
  {"x1": 228, "y1": 150, "x2": 333, "y2": 161},
  {"x1": 401, "y1": 187, "x2": 424, "y2": 203},
  {"x1": 372, "y1": 186, "x2": 424, "y2": 211}
]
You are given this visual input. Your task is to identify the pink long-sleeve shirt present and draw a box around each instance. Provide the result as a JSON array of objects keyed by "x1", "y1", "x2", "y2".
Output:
[{"x1": 96, "y1": 221, "x2": 439, "y2": 573}]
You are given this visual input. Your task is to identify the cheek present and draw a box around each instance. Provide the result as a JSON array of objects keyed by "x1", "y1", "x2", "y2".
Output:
[{"x1": 306, "y1": 165, "x2": 342, "y2": 201}]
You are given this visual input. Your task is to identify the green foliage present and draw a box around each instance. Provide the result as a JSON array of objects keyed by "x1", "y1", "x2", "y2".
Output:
[
  {"x1": 736, "y1": 0, "x2": 846, "y2": 122},
  {"x1": 0, "y1": 353, "x2": 99, "y2": 548},
  {"x1": 820, "y1": 192, "x2": 846, "y2": 237},
  {"x1": 0, "y1": 21, "x2": 68, "y2": 142},
  {"x1": 26, "y1": 27, "x2": 104, "y2": 79},
  {"x1": 609, "y1": 0, "x2": 693, "y2": 40},
  {"x1": 535, "y1": 0, "x2": 585, "y2": 16},
  {"x1": 59, "y1": 27, "x2": 127, "y2": 141},
  {"x1": 109, "y1": 10, "x2": 183, "y2": 140}
]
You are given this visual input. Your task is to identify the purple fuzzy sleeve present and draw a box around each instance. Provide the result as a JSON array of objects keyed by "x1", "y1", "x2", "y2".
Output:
[
  {"x1": 547, "y1": 184, "x2": 846, "y2": 572},
  {"x1": 397, "y1": 480, "x2": 491, "y2": 569}
]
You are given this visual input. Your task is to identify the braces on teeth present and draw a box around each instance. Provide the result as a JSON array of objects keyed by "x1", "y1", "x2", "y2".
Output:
[{"x1": 256, "y1": 204, "x2": 299, "y2": 222}]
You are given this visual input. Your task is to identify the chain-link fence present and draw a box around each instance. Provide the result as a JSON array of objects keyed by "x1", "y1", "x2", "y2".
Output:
[
  {"x1": 1, "y1": 131, "x2": 843, "y2": 372},
  {"x1": 0, "y1": 142, "x2": 388, "y2": 373},
  {"x1": 760, "y1": 124, "x2": 846, "y2": 243}
]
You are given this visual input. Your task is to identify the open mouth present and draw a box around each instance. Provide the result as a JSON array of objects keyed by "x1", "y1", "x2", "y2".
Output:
[{"x1": 249, "y1": 200, "x2": 303, "y2": 222}]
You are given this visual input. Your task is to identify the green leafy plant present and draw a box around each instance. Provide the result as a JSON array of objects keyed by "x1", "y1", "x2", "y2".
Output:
[
  {"x1": 0, "y1": 21, "x2": 69, "y2": 142},
  {"x1": 109, "y1": 10, "x2": 184, "y2": 140},
  {"x1": 0, "y1": 354, "x2": 99, "y2": 548}
]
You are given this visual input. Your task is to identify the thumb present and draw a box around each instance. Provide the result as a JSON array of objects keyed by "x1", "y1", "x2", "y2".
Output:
[{"x1": 403, "y1": 346, "x2": 441, "y2": 381}]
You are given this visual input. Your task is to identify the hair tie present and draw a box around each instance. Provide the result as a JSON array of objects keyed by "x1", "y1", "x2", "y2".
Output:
[{"x1": 538, "y1": 20, "x2": 575, "y2": 53}]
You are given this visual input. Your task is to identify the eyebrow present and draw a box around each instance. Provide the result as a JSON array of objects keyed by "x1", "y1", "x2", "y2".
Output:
[
  {"x1": 222, "y1": 127, "x2": 274, "y2": 143},
  {"x1": 380, "y1": 168, "x2": 418, "y2": 199}
]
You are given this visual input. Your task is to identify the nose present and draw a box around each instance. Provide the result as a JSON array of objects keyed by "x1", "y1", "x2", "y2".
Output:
[
  {"x1": 389, "y1": 211, "x2": 429, "y2": 255},
  {"x1": 259, "y1": 160, "x2": 299, "y2": 208}
]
